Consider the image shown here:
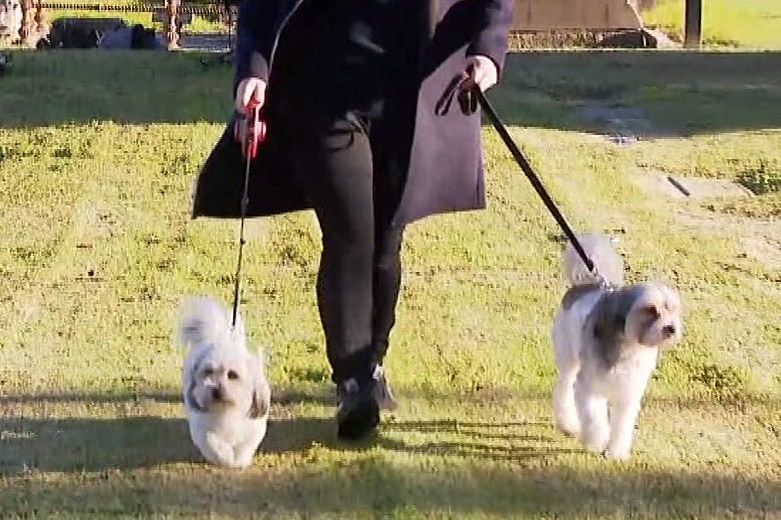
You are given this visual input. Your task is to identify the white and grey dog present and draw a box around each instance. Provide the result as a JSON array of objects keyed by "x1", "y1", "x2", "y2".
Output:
[
  {"x1": 551, "y1": 234, "x2": 683, "y2": 460},
  {"x1": 178, "y1": 296, "x2": 271, "y2": 468}
]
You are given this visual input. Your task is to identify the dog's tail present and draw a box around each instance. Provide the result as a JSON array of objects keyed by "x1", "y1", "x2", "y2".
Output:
[
  {"x1": 563, "y1": 233, "x2": 624, "y2": 287},
  {"x1": 177, "y1": 295, "x2": 246, "y2": 350}
]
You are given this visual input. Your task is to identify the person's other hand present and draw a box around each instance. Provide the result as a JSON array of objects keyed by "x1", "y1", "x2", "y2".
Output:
[
  {"x1": 235, "y1": 77, "x2": 267, "y2": 114},
  {"x1": 465, "y1": 55, "x2": 498, "y2": 92}
]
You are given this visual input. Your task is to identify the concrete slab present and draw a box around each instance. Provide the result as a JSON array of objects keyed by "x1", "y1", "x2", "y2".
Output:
[{"x1": 633, "y1": 168, "x2": 755, "y2": 200}]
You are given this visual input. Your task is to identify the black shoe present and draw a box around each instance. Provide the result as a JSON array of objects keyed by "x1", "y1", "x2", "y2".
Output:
[{"x1": 336, "y1": 378, "x2": 380, "y2": 441}]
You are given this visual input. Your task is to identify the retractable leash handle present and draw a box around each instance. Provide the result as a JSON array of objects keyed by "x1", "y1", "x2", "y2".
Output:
[
  {"x1": 471, "y1": 86, "x2": 608, "y2": 287},
  {"x1": 235, "y1": 98, "x2": 266, "y2": 159},
  {"x1": 230, "y1": 99, "x2": 267, "y2": 329}
]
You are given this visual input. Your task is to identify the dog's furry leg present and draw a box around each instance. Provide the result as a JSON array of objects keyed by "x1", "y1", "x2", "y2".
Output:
[
  {"x1": 604, "y1": 398, "x2": 642, "y2": 460},
  {"x1": 553, "y1": 366, "x2": 580, "y2": 436},
  {"x1": 233, "y1": 444, "x2": 258, "y2": 468},
  {"x1": 234, "y1": 422, "x2": 268, "y2": 467},
  {"x1": 198, "y1": 432, "x2": 247, "y2": 469},
  {"x1": 575, "y1": 378, "x2": 610, "y2": 454}
]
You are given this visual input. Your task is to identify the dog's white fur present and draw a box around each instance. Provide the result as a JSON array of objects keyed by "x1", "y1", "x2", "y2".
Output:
[
  {"x1": 552, "y1": 234, "x2": 683, "y2": 460},
  {"x1": 178, "y1": 296, "x2": 271, "y2": 468}
]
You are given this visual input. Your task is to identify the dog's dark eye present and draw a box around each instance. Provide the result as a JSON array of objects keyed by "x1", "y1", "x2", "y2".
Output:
[
  {"x1": 203, "y1": 368, "x2": 214, "y2": 377},
  {"x1": 227, "y1": 370, "x2": 239, "y2": 380},
  {"x1": 642, "y1": 305, "x2": 660, "y2": 319}
]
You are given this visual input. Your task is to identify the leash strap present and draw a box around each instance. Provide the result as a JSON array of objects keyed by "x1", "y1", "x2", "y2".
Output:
[
  {"x1": 231, "y1": 100, "x2": 266, "y2": 328},
  {"x1": 463, "y1": 83, "x2": 602, "y2": 283}
]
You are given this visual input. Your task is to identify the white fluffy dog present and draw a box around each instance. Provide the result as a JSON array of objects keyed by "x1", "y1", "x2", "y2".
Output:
[
  {"x1": 551, "y1": 234, "x2": 683, "y2": 460},
  {"x1": 178, "y1": 296, "x2": 271, "y2": 468}
]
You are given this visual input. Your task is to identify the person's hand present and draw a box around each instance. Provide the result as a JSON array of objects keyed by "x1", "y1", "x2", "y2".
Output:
[
  {"x1": 235, "y1": 77, "x2": 267, "y2": 114},
  {"x1": 465, "y1": 55, "x2": 498, "y2": 92},
  {"x1": 234, "y1": 77, "x2": 267, "y2": 148}
]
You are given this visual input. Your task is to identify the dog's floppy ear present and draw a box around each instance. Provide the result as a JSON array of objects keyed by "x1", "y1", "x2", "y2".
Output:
[
  {"x1": 248, "y1": 353, "x2": 271, "y2": 419},
  {"x1": 249, "y1": 378, "x2": 271, "y2": 419},
  {"x1": 183, "y1": 351, "x2": 208, "y2": 412},
  {"x1": 185, "y1": 378, "x2": 204, "y2": 412}
]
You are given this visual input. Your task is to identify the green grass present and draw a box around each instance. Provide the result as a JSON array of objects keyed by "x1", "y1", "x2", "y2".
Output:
[
  {"x1": 644, "y1": 0, "x2": 781, "y2": 49},
  {"x1": 0, "y1": 48, "x2": 780, "y2": 518}
]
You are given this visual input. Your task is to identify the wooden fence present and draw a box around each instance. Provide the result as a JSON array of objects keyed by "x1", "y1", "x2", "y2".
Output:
[{"x1": 19, "y1": 0, "x2": 225, "y2": 48}]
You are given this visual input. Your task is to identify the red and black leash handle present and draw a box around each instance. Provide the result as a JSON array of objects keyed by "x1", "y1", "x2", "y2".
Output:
[{"x1": 231, "y1": 99, "x2": 266, "y2": 328}]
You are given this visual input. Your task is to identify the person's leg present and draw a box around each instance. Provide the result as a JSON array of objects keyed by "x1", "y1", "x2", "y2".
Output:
[
  {"x1": 370, "y1": 223, "x2": 404, "y2": 367},
  {"x1": 280, "y1": 111, "x2": 381, "y2": 438},
  {"x1": 368, "y1": 222, "x2": 404, "y2": 411},
  {"x1": 367, "y1": 112, "x2": 410, "y2": 410}
]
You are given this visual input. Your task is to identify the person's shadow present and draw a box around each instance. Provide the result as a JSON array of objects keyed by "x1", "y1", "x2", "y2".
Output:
[{"x1": 261, "y1": 414, "x2": 579, "y2": 463}]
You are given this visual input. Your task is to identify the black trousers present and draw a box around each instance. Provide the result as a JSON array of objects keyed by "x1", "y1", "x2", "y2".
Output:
[{"x1": 276, "y1": 108, "x2": 409, "y2": 385}]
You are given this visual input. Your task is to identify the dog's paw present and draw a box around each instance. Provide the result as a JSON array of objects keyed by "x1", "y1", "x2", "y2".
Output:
[
  {"x1": 233, "y1": 449, "x2": 257, "y2": 469},
  {"x1": 583, "y1": 438, "x2": 609, "y2": 454},
  {"x1": 210, "y1": 453, "x2": 253, "y2": 469},
  {"x1": 230, "y1": 457, "x2": 254, "y2": 469},
  {"x1": 604, "y1": 448, "x2": 631, "y2": 461},
  {"x1": 554, "y1": 416, "x2": 581, "y2": 437},
  {"x1": 580, "y1": 428, "x2": 610, "y2": 454},
  {"x1": 604, "y1": 443, "x2": 632, "y2": 461},
  {"x1": 200, "y1": 433, "x2": 250, "y2": 469}
]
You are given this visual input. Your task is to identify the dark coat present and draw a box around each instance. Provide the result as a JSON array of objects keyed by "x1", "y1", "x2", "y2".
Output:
[{"x1": 191, "y1": 0, "x2": 513, "y2": 227}]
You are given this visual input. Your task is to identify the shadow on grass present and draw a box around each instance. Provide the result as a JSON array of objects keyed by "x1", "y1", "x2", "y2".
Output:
[
  {"x1": 1, "y1": 49, "x2": 780, "y2": 137},
  {"x1": 378, "y1": 423, "x2": 576, "y2": 462},
  {"x1": 0, "y1": 415, "x2": 198, "y2": 474},
  {"x1": 263, "y1": 416, "x2": 567, "y2": 461},
  {"x1": 2, "y1": 385, "x2": 776, "y2": 477},
  {"x1": 0, "y1": 454, "x2": 779, "y2": 517},
  {"x1": 2, "y1": 400, "x2": 780, "y2": 517},
  {"x1": 0, "y1": 50, "x2": 230, "y2": 128},
  {"x1": 489, "y1": 50, "x2": 781, "y2": 136},
  {"x1": 0, "y1": 412, "x2": 565, "y2": 474}
]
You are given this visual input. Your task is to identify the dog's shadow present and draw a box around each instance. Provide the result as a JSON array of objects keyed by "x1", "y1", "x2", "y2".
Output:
[{"x1": 0, "y1": 415, "x2": 198, "y2": 475}]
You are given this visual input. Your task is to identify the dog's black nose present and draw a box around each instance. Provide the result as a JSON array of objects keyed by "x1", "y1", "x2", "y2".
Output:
[
  {"x1": 662, "y1": 324, "x2": 677, "y2": 337},
  {"x1": 212, "y1": 388, "x2": 223, "y2": 400}
]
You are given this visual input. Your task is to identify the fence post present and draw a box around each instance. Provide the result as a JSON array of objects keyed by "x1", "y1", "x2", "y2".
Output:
[
  {"x1": 164, "y1": 0, "x2": 181, "y2": 49},
  {"x1": 19, "y1": 0, "x2": 33, "y2": 42},
  {"x1": 684, "y1": 0, "x2": 702, "y2": 48}
]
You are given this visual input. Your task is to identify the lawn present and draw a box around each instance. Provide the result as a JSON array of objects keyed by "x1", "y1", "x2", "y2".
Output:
[
  {"x1": 643, "y1": 0, "x2": 781, "y2": 49},
  {"x1": 0, "y1": 46, "x2": 780, "y2": 518}
]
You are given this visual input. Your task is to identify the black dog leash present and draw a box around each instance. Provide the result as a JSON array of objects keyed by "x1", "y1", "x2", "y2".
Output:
[
  {"x1": 231, "y1": 100, "x2": 266, "y2": 328},
  {"x1": 473, "y1": 87, "x2": 599, "y2": 278},
  {"x1": 436, "y1": 70, "x2": 602, "y2": 282}
]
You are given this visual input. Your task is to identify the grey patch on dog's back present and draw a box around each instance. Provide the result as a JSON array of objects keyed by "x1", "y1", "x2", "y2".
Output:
[{"x1": 562, "y1": 283, "x2": 603, "y2": 310}]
